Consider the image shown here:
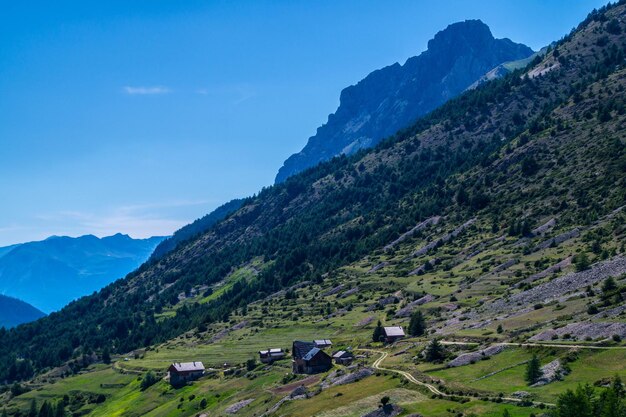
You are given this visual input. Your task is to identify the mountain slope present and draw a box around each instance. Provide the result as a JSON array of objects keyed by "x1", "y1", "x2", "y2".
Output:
[
  {"x1": 0, "y1": 234, "x2": 166, "y2": 312},
  {"x1": 1, "y1": 2, "x2": 625, "y2": 397},
  {"x1": 0, "y1": 295, "x2": 45, "y2": 328},
  {"x1": 150, "y1": 198, "x2": 245, "y2": 261},
  {"x1": 275, "y1": 19, "x2": 533, "y2": 183}
]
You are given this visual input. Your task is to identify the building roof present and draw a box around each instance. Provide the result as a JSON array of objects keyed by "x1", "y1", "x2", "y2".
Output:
[
  {"x1": 302, "y1": 347, "x2": 321, "y2": 361},
  {"x1": 293, "y1": 341, "x2": 317, "y2": 359},
  {"x1": 170, "y1": 361, "x2": 205, "y2": 372},
  {"x1": 314, "y1": 339, "x2": 332, "y2": 346},
  {"x1": 383, "y1": 326, "x2": 405, "y2": 337},
  {"x1": 332, "y1": 350, "x2": 353, "y2": 359},
  {"x1": 259, "y1": 348, "x2": 284, "y2": 355}
]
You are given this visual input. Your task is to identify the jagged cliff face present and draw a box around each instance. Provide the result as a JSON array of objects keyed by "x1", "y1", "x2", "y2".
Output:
[{"x1": 275, "y1": 19, "x2": 533, "y2": 183}]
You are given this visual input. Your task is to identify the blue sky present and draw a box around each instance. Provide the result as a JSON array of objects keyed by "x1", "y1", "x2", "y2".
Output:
[{"x1": 0, "y1": 0, "x2": 608, "y2": 246}]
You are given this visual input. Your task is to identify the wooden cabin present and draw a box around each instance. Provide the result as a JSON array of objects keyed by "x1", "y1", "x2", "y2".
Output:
[
  {"x1": 292, "y1": 341, "x2": 332, "y2": 374},
  {"x1": 314, "y1": 339, "x2": 333, "y2": 349},
  {"x1": 168, "y1": 361, "x2": 205, "y2": 386},
  {"x1": 332, "y1": 350, "x2": 354, "y2": 365},
  {"x1": 259, "y1": 348, "x2": 286, "y2": 363},
  {"x1": 383, "y1": 326, "x2": 405, "y2": 343}
]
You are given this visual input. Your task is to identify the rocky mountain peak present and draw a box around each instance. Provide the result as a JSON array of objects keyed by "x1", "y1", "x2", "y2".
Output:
[{"x1": 275, "y1": 21, "x2": 533, "y2": 183}]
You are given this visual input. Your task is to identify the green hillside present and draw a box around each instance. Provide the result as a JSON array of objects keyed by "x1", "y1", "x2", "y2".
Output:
[{"x1": 1, "y1": 2, "x2": 626, "y2": 417}]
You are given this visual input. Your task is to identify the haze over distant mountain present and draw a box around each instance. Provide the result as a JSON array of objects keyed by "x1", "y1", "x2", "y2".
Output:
[
  {"x1": 275, "y1": 19, "x2": 533, "y2": 183},
  {"x1": 0, "y1": 234, "x2": 166, "y2": 312},
  {"x1": 0, "y1": 294, "x2": 45, "y2": 328}
]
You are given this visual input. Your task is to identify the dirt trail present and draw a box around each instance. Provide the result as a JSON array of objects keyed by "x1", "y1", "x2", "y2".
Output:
[{"x1": 358, "y1": 348, "x2": 555, "y2": 407}]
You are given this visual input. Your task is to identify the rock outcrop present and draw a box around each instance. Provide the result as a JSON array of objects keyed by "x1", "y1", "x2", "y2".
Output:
[
  {"x1": 529, "y1": 322, "x2": 626, "y2": 341},
  {"x1": 448, "y1": 345, "x2": 505, "y2": 367},
  {"x1": 531, "y1": 359, "x2": 568, "y2": 386},
  {"x1": 275, "y1": 21, "x2": 533, "y2": 183}
]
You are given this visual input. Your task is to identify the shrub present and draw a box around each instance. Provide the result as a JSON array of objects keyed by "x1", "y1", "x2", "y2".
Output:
[{"x1": 140, "y1": 371, "x2": 158, "y2": 391}]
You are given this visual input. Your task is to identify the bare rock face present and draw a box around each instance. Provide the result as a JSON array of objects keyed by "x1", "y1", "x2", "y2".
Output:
[
  {"x1": 275, "y1": 20, "x2": 533, "y2": 183},
  {"x1": 532, "y1": 359, "x2": 568, "y2": 386}
]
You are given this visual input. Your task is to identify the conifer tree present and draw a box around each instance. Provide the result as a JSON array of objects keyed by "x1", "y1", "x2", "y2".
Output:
[
  {"x1": 102, "y1": 347, "x2": 111, "y2": 365},
  {"x1": 525, "y1": 355, "x2": 542, "y2": 385},
  {"x1": 372, "y1": 320, "x2": 384, "y2": 343},
  {"x1": 424, "y1": 338, "x2": 445, "y2": 362},
  {"x1": 408, "y1": 310, "x2": 426, "y2": 337}
]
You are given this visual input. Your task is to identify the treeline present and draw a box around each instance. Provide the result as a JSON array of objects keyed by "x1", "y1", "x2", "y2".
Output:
[
  {"x1": 149, "y1": 198, "x2": 245, "y2": 260},
  {"x1": 3, "y1": 398, "x2": 66, "y2": 417},
  {"x1": 550, "y1": 377, "x2": 626, "y2": 417}
]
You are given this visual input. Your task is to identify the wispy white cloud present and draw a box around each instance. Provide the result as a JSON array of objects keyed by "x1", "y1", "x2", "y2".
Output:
[{"x1": 123, "y1": 86, "x2": 172, "y2": 95}]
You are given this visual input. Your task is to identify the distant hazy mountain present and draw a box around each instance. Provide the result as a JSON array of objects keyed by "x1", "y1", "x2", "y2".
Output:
[
  {"x1": 0, "y1": 234, "x2": 166, "y2": 312},
  {"x1": 150, "y1": 198, "x2": 245, "y2": 260},
  {"x1": 275, "y1": 19, "x2": 533, "y2": 183},
  {"x1": 0, "y1": 294, "x2": 45, "y2": 328}
]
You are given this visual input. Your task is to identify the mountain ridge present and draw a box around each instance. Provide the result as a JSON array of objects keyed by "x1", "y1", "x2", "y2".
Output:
[
  {"x1": 274, "y1": 19, "x2": 534, "y2": 183},
  {"x1": 0, "y1": 234, "x2": 166, "y2": 312},
  {"x1": 0, "y1": 295, "x2": 45, "y2": 329}
]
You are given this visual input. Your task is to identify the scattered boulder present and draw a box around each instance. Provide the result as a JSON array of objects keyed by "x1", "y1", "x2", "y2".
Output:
[
  {"x1": 533, "y1": 228, "x2": 580, "y2": 252},
  {"x1": 511, "y1": 391, "x2": 531, "y2": 399},
  {"x1": 323, "y1": 284, "x2": 345, "y2": 297},
  {"x1": 209, "y1": 321, "x2": 248, "y2": 343},
  {"x1": 369, "y1": 262, "x2": 389, "y2": 273},
  {"x1": 361, "y1": 405, "x2": 403, "y2": 417},
  {"x1": 448, "y1": 345, "x2": 505, "y2": 367},
  {"x1": 356, "y1": 316, "x2": 375, "y2": 327},
  {"x1": 408, "y1": 259, "x2": 439, "y2": 276},
  {"x1": 489, "y1": 256, "x2": 626, "y2": 313},
  {"x1": 529, "y1": 322, "x2": 626, "y2": 341},
  {"x1": 384, "y1": 216, "x2": 442, "y2": 251},
  {"x1": 366, "y1": 295, "x2": 400, "y2": 311},
  {"x1": 395, "y1": 295, "x2": 435, "y2": 317},
  {"x1": 225, "y1": 399, "x2": 255, "y2": 414},
  {"x1": 407, "y1": 219, "x2": 476, "y2": 259},
  {"x1": 321, "y1": 367, "x2": 374, "y2": 388},
  {"x1": 340, "y1": 287, "x2": 359, "y2": 298},
  {"x1": 493, "y1": 258, "x2": 518, "y2": 273},
  {"x1": 290, "y1": 385, "x2": 308, "y2": 399},
  {"x1": 532, "y1": 218, "x2": 556, "y2": 236},
  {"x1": 593, "y1": 304, "x2": 626, "y2": 319},
  {"x1": 522, "y1": 256, "x2": 572, "y2": 284}
]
